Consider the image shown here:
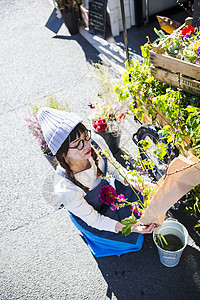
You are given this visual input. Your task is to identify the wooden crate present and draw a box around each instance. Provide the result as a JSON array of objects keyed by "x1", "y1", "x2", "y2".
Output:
[{"x1": 150, "y1": 17, "x2": 200, "y2": 96}]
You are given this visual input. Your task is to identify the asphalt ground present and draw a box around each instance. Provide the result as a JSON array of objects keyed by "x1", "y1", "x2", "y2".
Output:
[{"x1": 0, "y1": 1, "x2": 200, "y2": 299}]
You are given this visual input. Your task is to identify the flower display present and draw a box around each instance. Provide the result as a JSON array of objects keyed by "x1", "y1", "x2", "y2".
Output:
[
  {"x1": 89, "y1": 94, "x2": 127, "y2": 134},
  {"x1": 160, "y1": 25, "x2": 200, "y2": 64}
]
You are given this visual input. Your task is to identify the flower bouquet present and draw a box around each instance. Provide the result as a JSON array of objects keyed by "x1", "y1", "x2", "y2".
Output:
[{"x1": 89, "y1": 94, "x2": 127, "y2": 135}]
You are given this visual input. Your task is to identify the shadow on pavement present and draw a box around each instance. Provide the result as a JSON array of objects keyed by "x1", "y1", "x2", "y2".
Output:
[
  {"x1": 94, "y1": 232, "x2": 200, "y2": 300},
  {"x1": 53, "y1": 34, "x2": 103, "y2": 64}
]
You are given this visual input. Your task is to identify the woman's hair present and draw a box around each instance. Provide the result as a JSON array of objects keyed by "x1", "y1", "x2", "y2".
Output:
[{"x1": 56, "y1": 123, "x2": 105, "y2": 193}]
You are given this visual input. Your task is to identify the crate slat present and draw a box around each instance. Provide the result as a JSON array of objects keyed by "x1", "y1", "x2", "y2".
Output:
[
  {"x1": 151, "y1": 66, "x2": 200, "y2": 96},
  {"x1": 150, "y1": 51, "x2": 200, "y2": 81}
]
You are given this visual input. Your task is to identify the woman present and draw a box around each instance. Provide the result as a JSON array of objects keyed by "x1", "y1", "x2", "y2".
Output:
[{"x1": 38, "y1": 107, "x2": 154, "y2": 256}]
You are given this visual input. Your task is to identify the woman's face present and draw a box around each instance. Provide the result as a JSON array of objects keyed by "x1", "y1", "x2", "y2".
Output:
[{"x1": 65, "y1": 130, "x2": 91, "y2": 162}]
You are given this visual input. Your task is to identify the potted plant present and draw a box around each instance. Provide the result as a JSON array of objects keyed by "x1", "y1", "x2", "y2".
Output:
[
  {"x1": 25, "y1": 95, "x2": 71, "y2": 169},
  {"x1": 88, "y1": 63, "x2": 129, "y2": 154},
  {"x1": 55, "y1": 0, "x2": 82, "y2": 34},
  {"x1": 88, "y1": 95, "x2": 127, "y2": 154}
]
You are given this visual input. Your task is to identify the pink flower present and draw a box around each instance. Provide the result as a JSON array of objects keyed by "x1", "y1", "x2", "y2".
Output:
[
  {"x1": 134, "y1": 208, "x2": 138, "y2": 213},
  {"x1": 111, "y1": 204, "x2": 119, "y2": 211},
  {"x1": 99, "y1": 186, "x2": 117, "y2": 205},
  {"x1": 138, "y1": 211, "x2": 143, "y2": 216},
  {"x1": 130, "y1": 205, "x2": 134, "y2": 211},
  {"x1": 117, "y1": 194, "x2": 125, "y2": 202},
  {"x1": 88, "y1": 102, "x2": 95, "y2": 109}
]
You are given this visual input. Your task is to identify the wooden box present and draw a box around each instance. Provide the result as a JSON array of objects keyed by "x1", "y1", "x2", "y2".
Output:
[{"x1": 150, "y1": 18, "x2": 200, "y2": 96}]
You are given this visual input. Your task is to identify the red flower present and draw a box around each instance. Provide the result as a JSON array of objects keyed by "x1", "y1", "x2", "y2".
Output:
[
  {"x1": 100, "y1": 124, "x2": 107, "y2": 131},
  {"x1": 93, "y1": 118, "x2": 107, "y2": 132},
  {"x1": 96, "y1": 126, "x2": 101, "y2": 132},
  {"x1": 97, "y1": 118, "x2": 104, "y2": 125},
  {"x1": 181, "y1": 26, "x2": 195, "y2": 36},
  {"x1": 117, "y1": 113, "x2": 126, "y2": 121},
  {"x1": 99, "y1": 186, "x2": 117, "y2": 205},
  {"x1": 88, "y1": 102, "x2": 95, "y2": 109}
]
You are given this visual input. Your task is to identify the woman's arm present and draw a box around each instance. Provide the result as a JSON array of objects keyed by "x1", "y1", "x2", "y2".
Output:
[{"x1": 54, "y1": 174, "x2": 118, "y2": 233}]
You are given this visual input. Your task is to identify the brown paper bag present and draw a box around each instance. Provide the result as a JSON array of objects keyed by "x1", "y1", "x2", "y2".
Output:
[{"x1": 139, "y1": 155, "x2": 200, "y2": 226}]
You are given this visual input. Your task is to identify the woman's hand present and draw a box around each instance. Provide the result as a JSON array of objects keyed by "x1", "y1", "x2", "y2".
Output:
[
  {"x1": 115, "y1": 221, "x2": 155, "y2": 234},
  {"x1": 131, "y1": 222, "x2": 155, "y2": 234},
  {"x1": 115, "y1": 222, "x2": 126, "y2": 233}
]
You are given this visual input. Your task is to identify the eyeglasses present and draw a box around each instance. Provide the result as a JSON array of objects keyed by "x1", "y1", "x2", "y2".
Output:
[{"x1": 68, "y1": 130, "x2": 91, "y2": 151}]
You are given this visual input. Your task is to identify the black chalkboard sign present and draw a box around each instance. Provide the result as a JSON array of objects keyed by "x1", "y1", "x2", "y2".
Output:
[
  {"x1": 193, "y1": 0, "x2": 200, "y2": 27},
  {"x1": 89, "y1": 0, "x2": 107, "y2": 39}
]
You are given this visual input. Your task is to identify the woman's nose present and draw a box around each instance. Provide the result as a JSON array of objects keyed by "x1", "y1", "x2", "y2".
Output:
[{"x1": 84, "y1": 139, "x2": 90, "y2": 148}]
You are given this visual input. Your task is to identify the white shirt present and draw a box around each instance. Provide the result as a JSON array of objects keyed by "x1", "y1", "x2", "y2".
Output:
[{"x1": 54, "y1": 133, "x2": 127, "y2": 233}]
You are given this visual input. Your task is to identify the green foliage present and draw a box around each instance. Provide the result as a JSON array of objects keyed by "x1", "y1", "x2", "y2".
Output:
[
  {"x1": 156, "y1": 233, "x2": 168, "y2": 248},
  {"x1": 121, "y1": 215, "x2": 137, "y2": 236},
  {"x1": 114, "y1": 42, "x2": 200, "y2": 158},
  {"x1": 152, "y1": 28, "x2": 167, "y2": 46},
  {"x1": 91, "y1": 62, "x2": 121, "y2": 100},
  {"x1": 28, "y1": 94, "x2": 71, "y2": 115},
  {"x1": 185, "y1": 185, "x2": 200, "y2": 215},
  {"x1": 55, "y1": 0, "x2": 81, "y2": 12},
  {"x1": 114, "y1": 41, "x2": 200, "y2": 214}
]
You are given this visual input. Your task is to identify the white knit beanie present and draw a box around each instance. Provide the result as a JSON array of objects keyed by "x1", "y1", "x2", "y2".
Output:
[{"x1": 37, "y1": 107, "x2": 83, "y2": 155}]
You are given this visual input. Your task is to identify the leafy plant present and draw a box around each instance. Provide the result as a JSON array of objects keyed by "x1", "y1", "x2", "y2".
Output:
[
  {"x1": 154, "y1": 23, "x2": 200, "y2": 64},
  {"x1": 185, "y1": 185, "x2": 200, "y2": 216},
  {"x1": 114, "y1": 41, "x2": 200, "y2": 217},
  {"x1": 25, "y1": 95, "x2": 71, "y2": 155},
  {"x1": 89, "y1": 63, "x2": 128, "y2": 135},
  {"x1": 55, "y1": 0, "x2": 81, "y2": 12}
]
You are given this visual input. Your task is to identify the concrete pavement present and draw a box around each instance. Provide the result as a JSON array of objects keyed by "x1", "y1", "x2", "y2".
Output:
[{"x1": 0, "y1": 1, "x2": 200, "y2": 299}]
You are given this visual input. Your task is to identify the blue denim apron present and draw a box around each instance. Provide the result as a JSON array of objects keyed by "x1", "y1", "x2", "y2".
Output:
[{"x1": 56, "y1": 145, "x2": 144, "y2": 256}]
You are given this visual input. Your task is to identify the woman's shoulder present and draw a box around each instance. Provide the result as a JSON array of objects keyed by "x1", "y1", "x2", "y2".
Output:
[{"x1": 54, "y1": 165, "x2": 84, "y2": 194}]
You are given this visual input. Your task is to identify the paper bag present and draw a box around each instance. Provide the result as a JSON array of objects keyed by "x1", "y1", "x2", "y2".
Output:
[{"x1": 139, "y1": 155, "x2": 200, "y2": 226}]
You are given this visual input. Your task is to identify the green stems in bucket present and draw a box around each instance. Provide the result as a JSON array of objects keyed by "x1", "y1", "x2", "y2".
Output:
[{"x1": 155, "y1": 233, "x2": 168, "y2": 249}]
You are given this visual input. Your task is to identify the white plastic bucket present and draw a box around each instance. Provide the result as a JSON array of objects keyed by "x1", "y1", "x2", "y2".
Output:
[{"x1": 153, "y1": 219, "x2": 189, "y2": 267}]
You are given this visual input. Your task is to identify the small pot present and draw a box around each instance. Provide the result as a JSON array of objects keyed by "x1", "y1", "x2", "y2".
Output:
[{"x1": 61, "y1": 10, "x2": 79, "y2": 35}]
